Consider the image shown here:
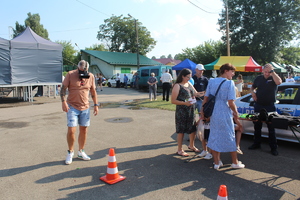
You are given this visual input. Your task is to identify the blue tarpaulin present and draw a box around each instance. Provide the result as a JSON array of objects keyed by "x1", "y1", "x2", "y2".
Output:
[{"x1": 172, "y1": 58, "x2": 196, "y2": 73}]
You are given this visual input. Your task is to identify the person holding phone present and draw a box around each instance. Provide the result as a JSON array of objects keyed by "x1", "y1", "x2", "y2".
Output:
[{"x1": 249, "y1": 63, "x2": 282, "y2": 156}]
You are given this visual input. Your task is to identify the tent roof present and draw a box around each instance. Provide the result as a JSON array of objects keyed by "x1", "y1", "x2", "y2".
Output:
[
  {"x1": 82, "y1": 50, "x2": 161, "y2": 66},
  {"x1": 270, "y1": 62, "x2": 287, "y2": 73},
  {"x1": 204, "y1": 56, "x2": 262, "y2": 72},
  {"x1": 172, "y1": 58, "x2": 196, "y2": 71},
  {"x1": 0, "y1": 37, "x2": 9, "y2": 50},
  {"x1": 10, "y1": 27, "x2": 62, "y2": 50}
]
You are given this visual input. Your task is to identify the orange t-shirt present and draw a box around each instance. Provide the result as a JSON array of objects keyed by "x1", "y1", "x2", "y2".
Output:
[{"x1": 63, "y1": 69, "x2": 96, "y2": 111}]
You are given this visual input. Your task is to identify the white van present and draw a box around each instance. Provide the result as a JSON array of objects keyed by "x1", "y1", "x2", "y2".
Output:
[{"x1": 107, "y1": 73, "x2": 133, "y2": 88}]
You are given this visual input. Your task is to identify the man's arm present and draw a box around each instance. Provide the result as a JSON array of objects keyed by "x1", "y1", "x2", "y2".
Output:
[
  {"x1": 60, "y1": 85, "x2": 69, "y2": 112},
  {"x1": 250, "y1": 86, "x2": 257, "y2": 102},
  {"x1": 90, "y1": 87, "x2": 99, "y2": 116},
  {"x1": 271, "y1": 71, "x2": 282, "y2": 85}
]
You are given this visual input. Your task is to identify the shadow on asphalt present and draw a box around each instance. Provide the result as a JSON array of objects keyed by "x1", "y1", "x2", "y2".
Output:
[{"x1": 11, "y1": 139, "x2": 293, "y2": 199}]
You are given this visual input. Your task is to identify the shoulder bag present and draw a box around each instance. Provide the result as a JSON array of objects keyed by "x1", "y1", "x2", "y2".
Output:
[{"x1": 202, "y1": 79, "x2": 226, "y2": 118}]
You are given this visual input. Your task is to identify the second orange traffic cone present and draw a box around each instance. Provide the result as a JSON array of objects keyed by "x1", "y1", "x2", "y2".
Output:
[
  {"x1": 100, "y1": 148, "x2": 126, "y2": 184},
  {"x1": 217, "y1": 185, "x2": 228, "y2": 200}
]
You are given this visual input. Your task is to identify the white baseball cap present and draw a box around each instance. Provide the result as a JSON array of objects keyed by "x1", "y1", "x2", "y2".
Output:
[{"x1": 196, "y1": 64, "x2": 205, "y2": 70}]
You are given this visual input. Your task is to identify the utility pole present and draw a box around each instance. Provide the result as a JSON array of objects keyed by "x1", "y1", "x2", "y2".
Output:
[
  {"x1": 128, "y1": 14, "x2": 140, "y2": 69},
  {"x1": 225, "y1": 0, "x2": 230, "y2": 56}
]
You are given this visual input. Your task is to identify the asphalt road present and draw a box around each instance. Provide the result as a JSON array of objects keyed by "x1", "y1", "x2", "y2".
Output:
[{"x1": 0, "y1": 86, "x2": 299, "y2": 200}]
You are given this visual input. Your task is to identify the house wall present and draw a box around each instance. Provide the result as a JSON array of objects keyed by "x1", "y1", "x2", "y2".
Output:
[{"x1": 82, "y1": 52, "x2": 138, "y2": 78}]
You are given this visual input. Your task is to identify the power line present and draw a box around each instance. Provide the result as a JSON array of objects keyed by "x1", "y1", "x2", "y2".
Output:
[
  {"x1": 75, "y1": 0, "x2": 111, "y2": 17},
  {"x1": 187, "y1": 0, "x2": 220, "y2": 14},
  {"x1": 51, "y1": 27, "x2": 99, "y2": 33}
]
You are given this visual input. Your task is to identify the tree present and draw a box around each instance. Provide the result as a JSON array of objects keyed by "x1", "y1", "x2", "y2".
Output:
[
  {"x1": 56, "y1": 40, "x2": 78, "y2": 66},
  {"x1": 167, "y1": 54, "x2": 173, "y2": 59},
  {"x1": 218, "y1": 0, "x2": 300, "y2": 64},
  {"x1": 160, "y1": 55, "x2": 166, "y2": 59},
  {"x1": 97, "y1": 15, "x2": 156, "y2": 55},
  {"x1": 279, "y1": 45, "x2": 300, "y2": 65},
  {"x1": 85, "y1": 44, "x2": 108, "y2": 51},
  {"x1": 151, "y1": 56, "x2": 156, "y2": 59},
  {"x1": 176, "y1": 40, "x2": 226, "y2": 64},
  {"x1": 13, "y1": 12, "x2": 49, "y2": 39}
]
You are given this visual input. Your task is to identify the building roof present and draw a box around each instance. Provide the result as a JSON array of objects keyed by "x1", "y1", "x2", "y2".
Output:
[
  {"x1": 82, "y1": 50, "x2": 161, "y2": 66},
  {"x1": 153, "y1": 58, "x2": 181, "y2": 65}
]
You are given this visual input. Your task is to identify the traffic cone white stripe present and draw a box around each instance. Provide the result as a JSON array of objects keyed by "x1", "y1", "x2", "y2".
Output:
[
  {"x1": 108, "y1": 156, "x2": 116, "y2": 162},
  {"x1": 100, "y1": 148, "x2": 126, "y2": 184},
  {"x1": 107, "y1": 167, "x2": 118, "y2": 174}
]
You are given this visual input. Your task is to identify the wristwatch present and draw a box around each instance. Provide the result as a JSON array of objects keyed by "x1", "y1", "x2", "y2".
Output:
[{"x1": 94, "y1": 103, "x2": 99, "y2": 106}]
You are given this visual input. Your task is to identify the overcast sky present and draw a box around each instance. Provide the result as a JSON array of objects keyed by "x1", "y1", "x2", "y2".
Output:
[{"x1": 0, "y1": 0, "x2": 224, "y2": 58}]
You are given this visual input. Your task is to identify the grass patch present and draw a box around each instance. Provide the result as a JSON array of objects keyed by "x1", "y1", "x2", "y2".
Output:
[{"x1": 125, "y1": 99, "x2": 176, "y2": 111}]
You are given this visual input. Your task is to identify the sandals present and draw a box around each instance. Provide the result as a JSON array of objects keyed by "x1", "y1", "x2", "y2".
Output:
[
  {"x1": 188, "y1": 146, "x2": 201, "y2": 153},
  {"x1": 176, "y1": 150, "x2": 189, "y2": 157}
]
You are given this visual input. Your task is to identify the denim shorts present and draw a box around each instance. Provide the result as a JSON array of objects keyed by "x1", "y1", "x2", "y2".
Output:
[{"x1": 67, "y1": 105, "x2": 90, "y2": 127}]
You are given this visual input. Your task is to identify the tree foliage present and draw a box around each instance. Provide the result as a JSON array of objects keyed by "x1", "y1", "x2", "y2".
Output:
[
  {"x1": 85, "y1": 44, "x2": 108, "y2": 51},
  {"x1": 97, "y1": 15, "x2": 156, "y2": 55},
  {"x1": 279, "y1": 45, "x2": 300, "y2": 65},
  {"x1": 13, "y1": 12, "x2": 49, "y2": 39},
  {"x1": 176, "y1": 40, "x2": 226, "y2": 64},
  {"x1": 56, "y1": 40, "x2": 78, "y2": 66},
  {"x1": 219, "y1": 0, "x2": 300, "y2": 64}
]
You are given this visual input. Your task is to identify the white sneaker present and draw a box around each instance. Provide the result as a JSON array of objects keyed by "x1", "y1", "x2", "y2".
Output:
[
  {"x1": 78, "y1": 149, "x2": 91, "y2": 161},
  {"x1": 198, "y1": 150, "x2": 208, "y2": 157},
  {"x1": 231, "y1": 161, "x2": 245, "y2": 169},
  {"x1": 65, "y1": 150, "x2": 74, "y2": 165},
  {"x1": 213, "y1": 161, "x2": 223, "y2": 170},
  {"x1": 203, "y1": 152, "x2": 213, "y2": 160}
]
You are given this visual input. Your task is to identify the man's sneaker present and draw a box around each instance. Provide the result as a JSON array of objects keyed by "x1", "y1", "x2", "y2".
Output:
[
  {"x1": 65, "y1": 150, "x2": 74, "y2": 165},
  {"x1": 248, "y1": 143, "x2": 261, "y2": 150},
  {"x1": 203, "y1": 152, "x2": 213, "y2": 160},
  {"x1": 198, "y1": 150, "x2": 208, "y2": 157},
  {"x1": 271, "y1": 149, "x2": 279, "y2": 156},
  {"x1": 78, "y1": 149, "x2": 91, "y2": 161},
  {"x1": 213, "y1": 161, "x2": 223, "y2": 170},
  {"x1": 231, "y1": 161, "x2": 245, "y2": 169}
]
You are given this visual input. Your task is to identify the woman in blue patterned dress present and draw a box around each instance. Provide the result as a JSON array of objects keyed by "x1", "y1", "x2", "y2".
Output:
[
  {"x1": 201, "y1": 63, "x2": 245, "y2": 169},
  {"x1": 171, "y1": 68, "x2": 202, "y2": 156}
]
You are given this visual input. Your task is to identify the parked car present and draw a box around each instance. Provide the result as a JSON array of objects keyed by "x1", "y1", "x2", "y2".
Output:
[
  {"x1": 235, "y1": 81, "x2": 300, "y2": 143},
  {"x1": 137, "y1": 65, "x2": 174, "y2": 88},
  {"x1": 107, "y1": 73, "x2": 133, "y2": 88}
]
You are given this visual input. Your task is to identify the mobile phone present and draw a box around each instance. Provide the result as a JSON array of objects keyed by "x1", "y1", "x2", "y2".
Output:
[{"x1": 269, "y1": 70, "x2": 274, "y2": 73}]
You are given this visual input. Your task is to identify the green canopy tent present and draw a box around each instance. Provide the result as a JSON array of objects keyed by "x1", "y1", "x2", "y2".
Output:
[{"x1": 270, "y1": 62, "x2": 287, "y2": 73}]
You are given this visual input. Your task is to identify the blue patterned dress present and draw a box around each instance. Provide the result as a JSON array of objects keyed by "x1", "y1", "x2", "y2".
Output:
[
  {"x1": 175, "y1": 84, "x2": 196, "y2": 134},
  {"x1": 206, "y1": 78, "x2": 237, "y2": 152}
]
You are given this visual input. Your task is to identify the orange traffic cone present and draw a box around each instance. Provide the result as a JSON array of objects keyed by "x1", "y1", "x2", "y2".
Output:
[
  {"x1": 100, "y1": 148, "x2": 126, "y2": 184},
  {"x1": 217, "y1": 185, "x2": 228, "y2": 200}
]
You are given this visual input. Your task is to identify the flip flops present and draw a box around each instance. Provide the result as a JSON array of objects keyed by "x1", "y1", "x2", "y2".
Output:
[
  {"x1": 176, "y1": 150, "x2": 189, "y2": 157},
  {"x1": 188, "y1": 146, "x2": 201, "y2": 153}
]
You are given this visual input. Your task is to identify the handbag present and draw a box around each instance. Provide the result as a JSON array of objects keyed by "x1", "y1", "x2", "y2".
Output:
[{"x1": 202, "y1": 79, "x2": 226, "y2": 118}]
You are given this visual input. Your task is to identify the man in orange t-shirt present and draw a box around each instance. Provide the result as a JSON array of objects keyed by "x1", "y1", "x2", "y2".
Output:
[{"x1": 60, "y1": 60, "x2": 98, "y2": 165}]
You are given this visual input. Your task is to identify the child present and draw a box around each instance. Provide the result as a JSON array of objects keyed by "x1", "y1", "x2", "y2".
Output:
[
  {"x1": 235, "y1": 86, "x2": 243, "y2": 154},
  {"x1": 196, "y1": 119, "x2": 213, "y2": 159}
]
